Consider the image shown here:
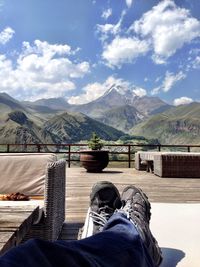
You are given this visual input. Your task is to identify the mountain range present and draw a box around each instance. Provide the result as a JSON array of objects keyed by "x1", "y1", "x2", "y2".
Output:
[
  {"x1": 0, "y1": 85, "x2": 199, "y2": 145},
  {"x1": 23, "y1": 84, "x2": 171, "y2": 131},
  {"x1": 0, "y1": 92, "x2": 124, "y2": 144},
  {"x1": 131, "y1": 102, "x2": 200, "y2": 145}
]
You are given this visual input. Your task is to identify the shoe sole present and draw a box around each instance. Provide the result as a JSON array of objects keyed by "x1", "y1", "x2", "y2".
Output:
[{"x1": 80, "y1": 207, "x2": 94, "y2": 239}]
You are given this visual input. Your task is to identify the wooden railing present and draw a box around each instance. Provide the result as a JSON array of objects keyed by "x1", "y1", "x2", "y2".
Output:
[{"x1": 1, "y1": 143, "x2": 200, "y2": 168}]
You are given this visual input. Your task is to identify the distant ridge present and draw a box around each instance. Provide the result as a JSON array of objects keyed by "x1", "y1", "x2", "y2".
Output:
[
  {"x1": 43, "y1": 111, "x2": 124, "y2": 143},
  {"x1": 0, "y1": 91, "x2": 198, "y2": 145},
  {"x1": 0, "y1": 92, "x2": 26, "y2": 113},
  {"x1": 32, "y1": 97, "x2": 70, "y2": 110},
  {"x1": 131, "y1": 102, "x2": 200, "y2": 144}
]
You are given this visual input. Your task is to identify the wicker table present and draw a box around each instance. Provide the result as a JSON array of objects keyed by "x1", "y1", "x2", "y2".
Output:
[
  {"x1": 135, "y1": 151, "x2": 200, "y2": 177},
  {"x1": 0, "y1": 203, "x2": 40, "y2": 255}
]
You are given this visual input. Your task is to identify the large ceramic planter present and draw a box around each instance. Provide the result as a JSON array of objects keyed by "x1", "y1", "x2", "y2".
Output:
[{"x1": 80, "y1": 150, "x2": 109, "y2": 172}]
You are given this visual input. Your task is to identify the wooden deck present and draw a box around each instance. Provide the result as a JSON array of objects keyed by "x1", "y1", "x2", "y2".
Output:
[
  {"x1": 0, "y1": 204, "x2": 40, "y2": 255},
  {"x1": 59, "y1": 167, "x2": 200, "y2": 241}
]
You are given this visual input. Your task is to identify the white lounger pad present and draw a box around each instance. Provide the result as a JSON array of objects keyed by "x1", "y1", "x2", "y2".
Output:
[
  {"x1": 151, "y1": 203, "x2": 200, "y2": 267},
  {"x1": 0, "y1": 200, "x2": 44, "y2": 207},
  {"x1": 81, "y1": 203, "x2": 200, "y2": 266}
]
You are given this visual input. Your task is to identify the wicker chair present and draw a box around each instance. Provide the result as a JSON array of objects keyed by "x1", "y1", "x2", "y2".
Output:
[
  {"x1": 25, "y1": 159, "x2": 66, "y2": 241},
  {"x1": 0, "y1": 153, "x2": 66, "y2": 241}
]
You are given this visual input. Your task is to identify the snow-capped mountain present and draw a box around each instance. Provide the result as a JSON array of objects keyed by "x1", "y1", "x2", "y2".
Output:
[{"x1": 22, "y1": 84, "x2": 171, "y2": 133}]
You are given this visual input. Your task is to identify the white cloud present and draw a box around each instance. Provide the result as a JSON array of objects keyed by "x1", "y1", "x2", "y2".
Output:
[
  {"x1": 162, "y1": 71, "x2": 186, "y2": 92},
  {"x1": 101, "y1": 8, "x2": 112, "y2": 20},
  {"x1": 68, "y1": 76, "x2": 130, "y2": 104},
  {"x1": 102, "y1": 37, "x2": 150, "y2": 68},
  {"x1": 96, "y1": 10, "x2": 126, "y2": 43},
  {"x1": 0, "y1": 40, "x2": 90, "y2": 100},
  {"x1": 96, "y1": 23, "x2": 120, "y2": 43},
  {"x1": 133, "y1": 87, "x2": 147, "y2": 97},
  {"x1": 0, "y1": 27, "x2": 15, "y2": 45},
  {"x1": 173, "y1": 96, "x2": 193, "y2": 106},
  {"x1": 155, "y1": 76, "x2": 162, "y2": 83},
  {"x1": 151, "y1": 54, "x2": 167, "y2": 65},
  {"x1": 151, "y1": 71, "x2": 186, "y2": 95},
  {"x1": 130, "y1": 0, "x2": 200, "y2": 63},
  {"x1": 193, "y1": 56, "x2": 200, "y2": 69},
  {"x1": 97, "y1": 1, "x2": 200, "y2": 68},
  {"x1": 21, "y1": 40, "x2": 72, "y2": 58},
  {"x1": 126, "y1": 0, "x2": 133, "y2": 8},
  {"x1": 182, "y1": 48, "x2": 200, "y2": 71}
]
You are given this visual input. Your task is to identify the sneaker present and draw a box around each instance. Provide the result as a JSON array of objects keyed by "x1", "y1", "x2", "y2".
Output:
[
  {"x1": 121, "y1": 186, "x2": 162, "y2": 267},
  {"x1": 81, "y1": 181, "x2": 121, "y2": 238}
]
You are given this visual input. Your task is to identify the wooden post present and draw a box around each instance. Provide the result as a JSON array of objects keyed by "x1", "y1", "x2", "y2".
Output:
[
  {"x1": 68, "y1": 145, "x2": 71, "y2": 168},
  {"x1": 37, "y1": 144, "x2": 41, "y2": 152},
  {"x1": 128, "y1": 145, "x2": 131, "y2": 168}
]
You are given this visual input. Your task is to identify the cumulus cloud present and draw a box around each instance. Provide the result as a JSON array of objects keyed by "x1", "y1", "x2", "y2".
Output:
[
  {"x1": 130, "y1": 0, "x2": 200, "y2": 63},
  {"x1": 21, "y1": 40, "x2": 72, "y2": 58},
  {"x1": 102, "y1": 37, "x2": 150, "y2": 68},
  {"x1": 101, "y1": 8, "x2": 112, "y2": 20},
  {"x1": 98, "y1": 1, "x2": 200, "y2": 68},
  {"x1": 68, "y1": 76, "x2": 130, "y2": 104},
  {"x1": 173, "y1": 96, "x2": 193, "y2": 106},
  {"x1": 0, "y1": 27, "x2": 15, "y2": 45},
  {"x1": 151, "y1": 71, "x2": 186, "y2": 95},
  {"x1": 0, "y1": 40, "x2": 90, "y2": 100},
  {"x1": 133, "y1": 87, "x2": 147, "y2": 97}
]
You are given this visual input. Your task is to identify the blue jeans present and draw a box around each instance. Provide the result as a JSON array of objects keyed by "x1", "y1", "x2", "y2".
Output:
[{"x1": 0, "y1": 212, "x2": 154, "y2": 267}]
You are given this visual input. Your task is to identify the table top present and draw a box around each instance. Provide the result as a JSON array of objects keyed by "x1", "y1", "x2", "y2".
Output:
[{"x1": 0, "y1": 203, "x2": 40, "y2": 255}]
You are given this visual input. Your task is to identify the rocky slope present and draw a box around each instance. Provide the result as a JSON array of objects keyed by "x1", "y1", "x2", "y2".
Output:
[
  {"x1": 0, "y1": 108, "x2": 124, "y2": 144},
  {"x1": 43, "y1": 111, "x2": 124, "y2": 143},
  {"x1": 97, "y1": 105, "x2": 145, "y2": 132}
]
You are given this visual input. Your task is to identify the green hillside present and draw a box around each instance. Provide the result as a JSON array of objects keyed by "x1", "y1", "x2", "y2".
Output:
[
  {"x1": 131, "y1": 102, "x2": 200, "y2": 144},
  {"x1": 44, "y1": 111, "x2": 124, "y2": 143},
  {"x1": 0, "y1": 110, "x2": 59, "y2": 144}
]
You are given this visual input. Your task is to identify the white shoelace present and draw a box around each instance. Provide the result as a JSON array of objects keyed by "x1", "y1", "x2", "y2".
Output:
[{"x1": 89, "y1": 206, "x2": 113, "y2": 227}]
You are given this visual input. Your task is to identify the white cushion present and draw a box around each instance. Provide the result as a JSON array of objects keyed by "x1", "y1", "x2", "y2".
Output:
[{"x1": 0, "y1": 153, "x2": 57, "y2": 196}]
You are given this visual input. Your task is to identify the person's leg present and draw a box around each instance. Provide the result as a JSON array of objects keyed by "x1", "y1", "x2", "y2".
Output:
[
  {"x1": 0, "y1": 181, "x2": 123, "y2": 267},
  {"x1": 0, "y1": 212, "x2": 154, "y2": 267},
  {"x1": 0, "y1": 182, "x2": 161, "y2": 267}
]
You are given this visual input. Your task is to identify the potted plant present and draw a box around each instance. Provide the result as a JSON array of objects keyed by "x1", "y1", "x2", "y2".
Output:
[{"x1": 80, "y1": 132, "x2": 109, "y2": 172}]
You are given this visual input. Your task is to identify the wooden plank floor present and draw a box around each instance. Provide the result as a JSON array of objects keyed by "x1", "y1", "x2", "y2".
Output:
[{"x1": 59, "y1": 167, "x2": 200, "y2": 240}]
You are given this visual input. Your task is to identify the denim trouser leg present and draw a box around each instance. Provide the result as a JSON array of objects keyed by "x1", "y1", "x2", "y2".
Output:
[{"x1": 0, "y1": 212, "x2": 154, "y2": 267}]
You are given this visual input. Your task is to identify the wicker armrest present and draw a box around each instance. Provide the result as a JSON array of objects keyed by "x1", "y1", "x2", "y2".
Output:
[
  {"x1": 23, "y1": 159, "x2": 66, "y2": 241},
  {"x1": 44, "y1": 159, "x2": 66, "y2": 240}
]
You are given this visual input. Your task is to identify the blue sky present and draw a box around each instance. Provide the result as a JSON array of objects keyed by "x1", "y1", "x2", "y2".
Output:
[{"x1": 0, "y1": 0, "x2": 200, "y2": 106}]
